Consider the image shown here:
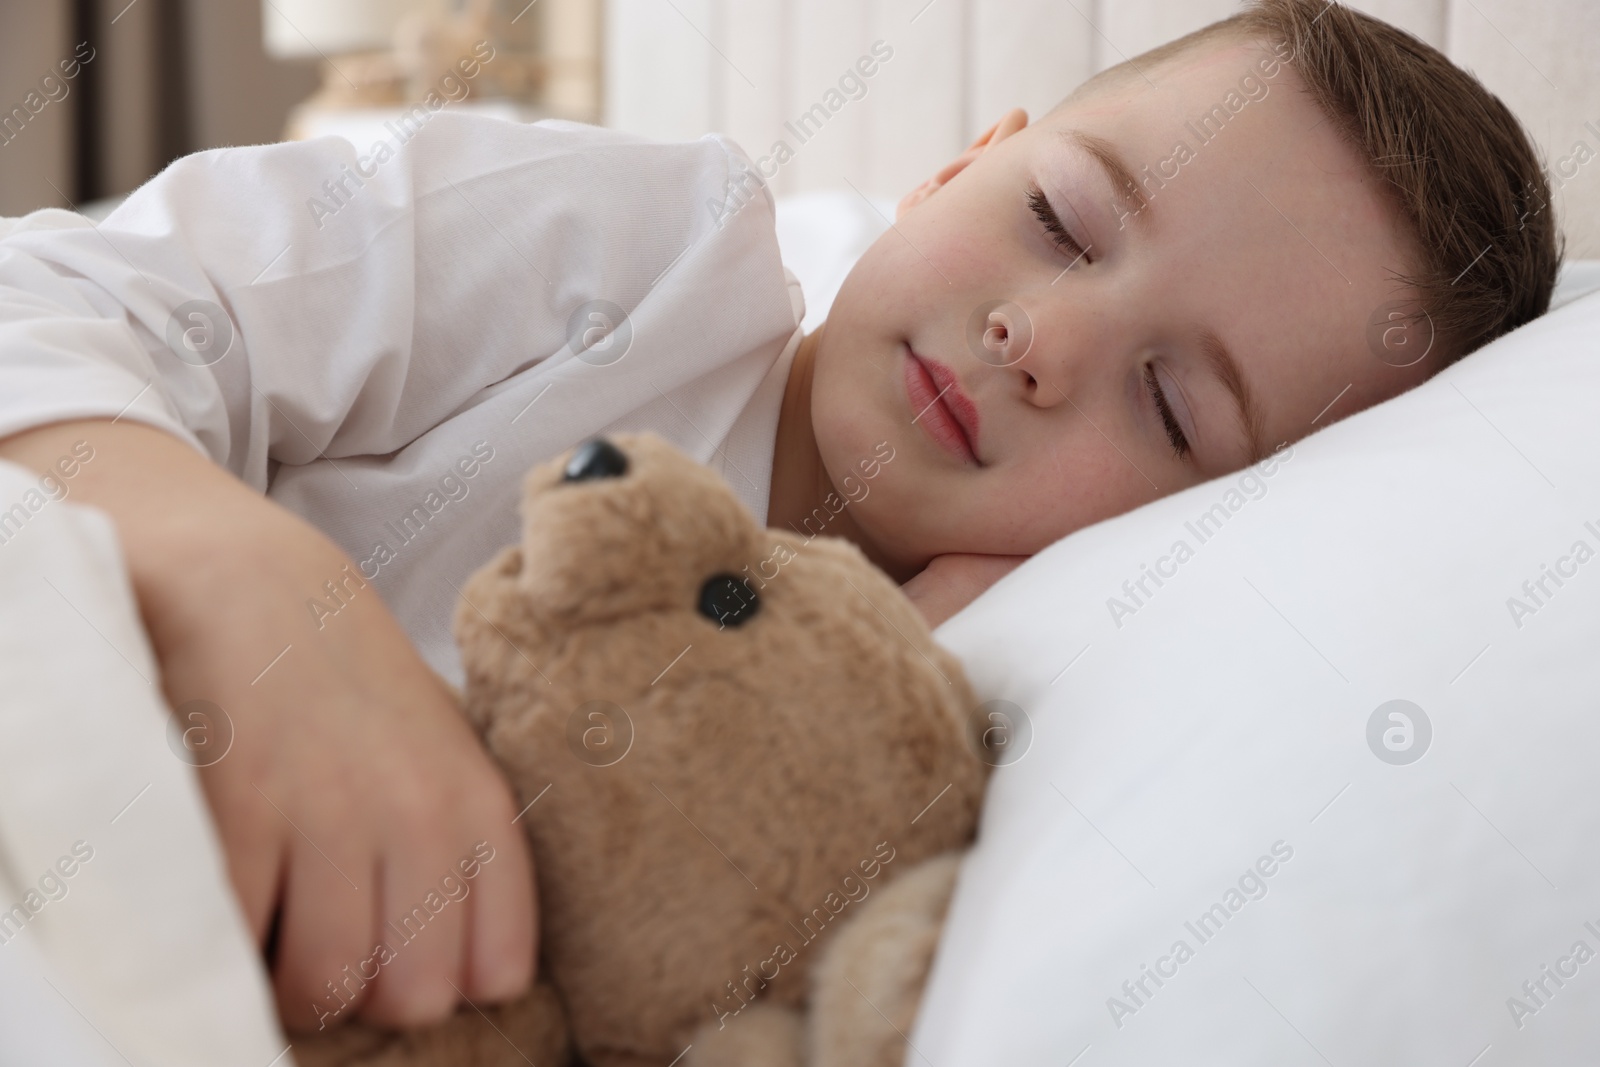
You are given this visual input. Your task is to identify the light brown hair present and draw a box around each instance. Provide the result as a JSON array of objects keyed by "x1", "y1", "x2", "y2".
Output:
[{"x1": 1070, "y1": 0, "x2": 1561, "y2": 363}]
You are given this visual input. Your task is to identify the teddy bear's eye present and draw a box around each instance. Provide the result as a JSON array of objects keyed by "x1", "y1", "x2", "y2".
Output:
[{"x1": 699, "y1": 574, "x2": 759, "y2": 628}]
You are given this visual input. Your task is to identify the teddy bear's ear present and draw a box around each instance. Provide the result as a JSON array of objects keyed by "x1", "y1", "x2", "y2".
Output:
[
  {"x1": 511, "y1": 432, "x2": 769, "y2": 624},
  {"x1": 560, "y1": 437, "x2": 630, "y2": 482}
]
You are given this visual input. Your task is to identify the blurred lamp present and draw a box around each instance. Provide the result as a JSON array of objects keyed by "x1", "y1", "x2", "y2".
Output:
[{"x1": 262, "y1": 0, "x2": 450, "y2": 60}]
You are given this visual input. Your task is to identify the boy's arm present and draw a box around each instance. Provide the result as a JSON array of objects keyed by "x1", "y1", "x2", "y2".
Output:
[
  {"x1": 0, "y1": 417, "x2": 536, "y2": 1031},
  {"x1": 902, "y1": 553, "x2": 1028, "y2": 629}
]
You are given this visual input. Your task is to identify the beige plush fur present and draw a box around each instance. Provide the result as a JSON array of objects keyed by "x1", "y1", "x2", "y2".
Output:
[
  {"x1": 806, "y1": 852, "x2": 965, "y2": 1067},
  {"x1": 295, "y1": 432, "x2": 988, "y2": 1067},
  {"x1": 686, "y1": 1003, "x2": 806, "y2": 1067}
]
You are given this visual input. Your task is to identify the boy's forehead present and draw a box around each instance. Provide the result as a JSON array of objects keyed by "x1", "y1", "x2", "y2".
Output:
[
  {"x1": 1060, "y1": 36, "x2": 1273, "y2": 114},
  {"x1": 1063, "y1": 38, "x2": 1304, "y2": 143}
]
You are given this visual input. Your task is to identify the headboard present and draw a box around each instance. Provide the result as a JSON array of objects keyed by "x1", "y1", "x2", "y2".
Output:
[{"x1": 602, "y1": 0, "x2": 1599, "y2": 257}]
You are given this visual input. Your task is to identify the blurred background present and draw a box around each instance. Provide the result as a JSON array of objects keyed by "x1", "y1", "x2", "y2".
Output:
[
  {"x1": 0, "y1": 0, "x2": 593, "y2": 216},
  {"x1": 0, "y1": 0, "x2": 1594, "y2": 255}
]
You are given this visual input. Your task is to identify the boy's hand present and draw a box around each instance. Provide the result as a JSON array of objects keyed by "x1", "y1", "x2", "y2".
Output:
[
  {"x1": 0, "y1": 419, "x2": 536, "y2": 1033},
  {"x1": 901, "y1": 552, "x2": 1028, "y2": 629}
]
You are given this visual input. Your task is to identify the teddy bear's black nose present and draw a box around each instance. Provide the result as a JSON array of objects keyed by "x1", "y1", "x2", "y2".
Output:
[
  {"x1": 699, "y1": 574, "x2": 760, "y2": 628},
  {"x1": 563, "y1": 437, "x2": 629, "y2": 482}
]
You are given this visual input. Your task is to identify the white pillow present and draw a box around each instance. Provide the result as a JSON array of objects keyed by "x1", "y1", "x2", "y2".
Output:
[
  {"x1": 918, "y1": 282, "x2": 1600, "y2": 1064},
  {"x1": 773, "y1": 191, "x2": 896, "y2": 332}
]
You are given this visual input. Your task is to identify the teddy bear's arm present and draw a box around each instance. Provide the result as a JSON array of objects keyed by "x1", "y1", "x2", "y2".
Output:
[
  {"x1": 805, "y1": 852, "x2": 965, "y2": 1067},
  {"x1": 686, "y1": 1002, "x2": 804, "y2": 1067}
]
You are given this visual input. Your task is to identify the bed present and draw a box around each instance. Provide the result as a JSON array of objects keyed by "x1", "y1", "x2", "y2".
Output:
[{"x1": 4, "y1": 1, "x2": 1599, "y2": 1063}]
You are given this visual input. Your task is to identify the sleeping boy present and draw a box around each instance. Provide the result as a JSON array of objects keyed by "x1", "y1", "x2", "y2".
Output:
[{"x1": 0, "y1": 0, "x2": 1557, "y2": 1037}]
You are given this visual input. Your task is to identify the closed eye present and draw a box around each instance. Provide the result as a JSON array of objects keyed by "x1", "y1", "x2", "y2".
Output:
[
  {"x1": 1027, "y1": 183, "x2": 1092, "y2": 265},
  {"x1": 1144, "y1": 363, "x2": 1191, "y2": 458}
]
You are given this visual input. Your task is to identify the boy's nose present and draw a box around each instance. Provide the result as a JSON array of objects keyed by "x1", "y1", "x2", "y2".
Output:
[
  {"x1": 562, "y1": 437, "x2": 630, "y2": 482},
  {"x1": 993, "y1": 295, "x2": 1114, "y2": 410},
  {"x1": 970, "y1": 300, "x2": 1034, "y2": 370}
]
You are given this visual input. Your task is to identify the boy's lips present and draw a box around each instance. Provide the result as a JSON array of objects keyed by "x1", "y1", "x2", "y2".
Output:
[{"x1": 903, "y1": 347, "x2": 981, "y2": 464}]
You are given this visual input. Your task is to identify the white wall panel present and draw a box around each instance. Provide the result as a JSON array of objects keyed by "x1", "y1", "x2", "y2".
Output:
[
  {"x1": 605, "y1": 0, "x2": 715, "y2": 142},
  {"x1": 1447, "y1": 0, "x2": 1600, "y2": 256},
  {"x1": 971, "y1": 0, "x2": 1096, "y2": 137},
  {"x1": 786, "y1": 0, "x2": 874, "y2": 192},
  {"x1": 718, "y1": 1, "x2": 789, "y2": 188},
  {"x1": 862, "y1": 0, "x2": 968, "y2": 202},
  {"x1": 1093, "y1": 0, "x2": 1237, "y2": 72}
]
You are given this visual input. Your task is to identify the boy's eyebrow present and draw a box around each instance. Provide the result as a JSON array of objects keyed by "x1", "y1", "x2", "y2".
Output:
[
  {"x1": 1064, "y1": 129, "x2": 1149, "y2": 222},
  {"x1": 1198, "y1": 328, "x2": 1268, "y2": 463}
]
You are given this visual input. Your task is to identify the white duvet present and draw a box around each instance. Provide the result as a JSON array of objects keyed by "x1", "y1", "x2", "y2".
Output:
[{"x1": 0, "y1": 475, "x2": 285, "y2": 1066}]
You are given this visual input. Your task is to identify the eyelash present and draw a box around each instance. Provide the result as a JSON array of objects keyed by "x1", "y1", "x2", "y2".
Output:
[
  {"x1": 1026, "y1": 183, "x2": 1181, "y2": 458},
  {"x1": 1144, "y1": 364, "x2": 1191, "y2": 458},
  {"x1": 1026, "y1": 184, "x2": 1091, "y2": 265}
]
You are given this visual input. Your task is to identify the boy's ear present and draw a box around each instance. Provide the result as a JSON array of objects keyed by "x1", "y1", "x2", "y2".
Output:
[{"x1": 896, "y1": 108, "x2": 1028, "y2": 221}]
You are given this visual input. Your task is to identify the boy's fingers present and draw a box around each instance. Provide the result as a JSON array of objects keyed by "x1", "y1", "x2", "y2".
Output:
[
  {"x1": 271, "y1": 842, "x2": 376, "y2": 1033},
  {"x1": 462, "y1": 821, "x2": 537, "y2": 1003},
  {"x1": 225, "y1": 831, "x2": 285, "y2": 945},
  {"x1": 197, "y1": 767, "x2": 288, "y2": 945},
  {"x1": 358, "y1": 836, "x2": 468, "y2": 1027}
]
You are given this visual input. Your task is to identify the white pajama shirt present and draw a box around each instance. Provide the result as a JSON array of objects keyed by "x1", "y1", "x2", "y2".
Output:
[{"x1": 0, "y1": 113, "x2": 804, "y2": 687}]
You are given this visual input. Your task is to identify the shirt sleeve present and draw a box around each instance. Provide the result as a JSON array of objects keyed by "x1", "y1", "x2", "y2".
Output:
[{"x1": 0, "y1": 113, "x2": 772, "y2": 492}]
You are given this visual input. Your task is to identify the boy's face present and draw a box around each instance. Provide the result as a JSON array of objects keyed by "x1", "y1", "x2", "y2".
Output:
[{"x1": 809, "y1": 35, "x2": 1430, "y2": 574}]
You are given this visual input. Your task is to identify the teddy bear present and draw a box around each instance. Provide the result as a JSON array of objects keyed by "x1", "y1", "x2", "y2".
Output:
[{"x1": 294, "y1": 431, "x2": 992, "y2": 1067}]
